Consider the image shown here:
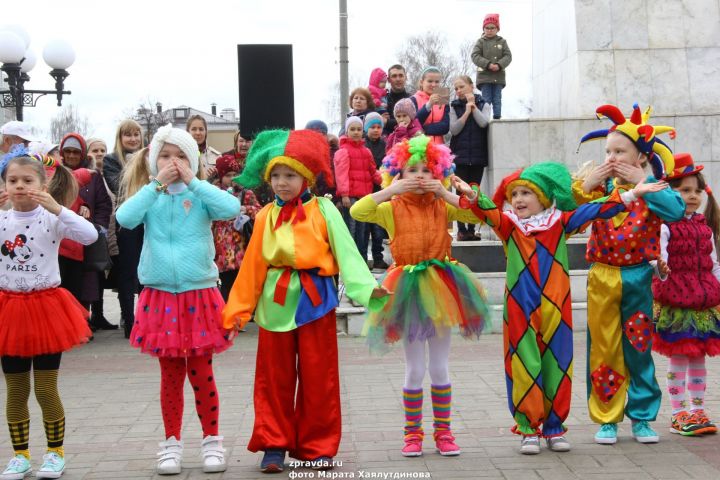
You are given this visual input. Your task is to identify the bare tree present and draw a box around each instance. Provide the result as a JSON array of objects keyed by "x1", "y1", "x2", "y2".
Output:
[
  {"x1": 131, "y1": 97, "x2": 171, "y2": 144},
  {"x1": 49, "y1": 105, "x2": 89, "y2": 142},
  {"x1": 396, "y1": 32, "x2": 475, "y2": 89}
]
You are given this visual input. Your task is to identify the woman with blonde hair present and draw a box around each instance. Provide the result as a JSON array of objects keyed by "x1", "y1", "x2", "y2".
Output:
[{"x1": 103, "y1": 120, "x2": 144, "y2": 337}]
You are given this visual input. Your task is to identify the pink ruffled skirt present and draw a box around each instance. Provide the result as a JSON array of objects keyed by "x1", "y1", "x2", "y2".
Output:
[{"x1": 130, "y1": 287, "x2": 232, "y2": 358}]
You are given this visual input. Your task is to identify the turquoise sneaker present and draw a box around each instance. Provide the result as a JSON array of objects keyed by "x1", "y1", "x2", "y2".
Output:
[
  {"x1": 632, "y1": 420, "x2": 659, "y2": 443},
  {"x1": 0, "y1": 454, "x2": 31, "y2": 480},
  {"x1": 35, "y1": 452, "x2": 65, "y2": 479},
  {"x1": 594, "y1": 423, "x2": 618, "y2": 444}
]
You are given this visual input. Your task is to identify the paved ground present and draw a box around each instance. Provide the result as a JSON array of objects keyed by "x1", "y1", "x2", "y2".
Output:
[{"x1": 1, "y1": 292, "x2": 719, "y2": 479}]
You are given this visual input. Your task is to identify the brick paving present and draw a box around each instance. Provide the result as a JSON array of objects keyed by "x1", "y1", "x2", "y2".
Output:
[{"x1": 1, "y1": 293, "x2": 719, "y2": 479}]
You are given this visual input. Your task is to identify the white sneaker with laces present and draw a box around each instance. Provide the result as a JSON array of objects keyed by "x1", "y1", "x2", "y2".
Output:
[
  {"x1": 157, "y1": 436, "x2": 183, "y2": 475},
  {"x1": 201, "y1": 435, "x2": 227, "y2": 473}
]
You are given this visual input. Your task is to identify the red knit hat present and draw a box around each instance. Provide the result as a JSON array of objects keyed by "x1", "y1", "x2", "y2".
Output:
[
  {"x1": 215, "y1": 154, "x2": 240, "y2": 179},
  {"x1": 484, "y1": 13, "x2": 500, "y2": 30},
  {"x1": 663, "y1": 153, "x2": 703, "y2": 181}
]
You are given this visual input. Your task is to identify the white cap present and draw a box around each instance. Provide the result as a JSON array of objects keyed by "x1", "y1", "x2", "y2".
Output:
[
  {"x1": 28, "y1": 141, "x2": 59, "y2": 156},
  {"x1": 0, "y1": 121, "x2": 39, "y2": 142}
]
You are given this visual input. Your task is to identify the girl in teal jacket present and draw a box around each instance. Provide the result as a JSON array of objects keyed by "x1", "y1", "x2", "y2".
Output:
[{"x1": 116, "y1": 125, "x2": 240, "y2": 475}]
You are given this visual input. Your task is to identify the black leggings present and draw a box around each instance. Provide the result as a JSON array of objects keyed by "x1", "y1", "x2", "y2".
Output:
[{"x1": 1, "y1": 354, "x2": 62, "y2": 374}]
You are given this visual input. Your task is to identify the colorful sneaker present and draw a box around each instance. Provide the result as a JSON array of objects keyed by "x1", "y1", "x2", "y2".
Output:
[
  {"x1": 0, "y1": 455, "x2": 31, "y2": 480},
  {"x1": 632, "y1": 420, "x2": 659, "y2": 443},
  {"x1": 434, "y1": 431, "x2": 460, "y2": 456},
  {"x1": 35, "y1": 452, "x2": 65, "y2": 479},
  {"x1": 670, "y1": 411, "x2": 704, "y2": 436},
  {"x1": 401, "y1": 434, "x2": 423, "y2": 457},
  {"x1": 310, "y1": 456, "x2": 333, "y2": 470},
  {"x1": 260, "y1": 449, "x2": 285, "y2": 474},
  {"x1": 690, "y1": 410, "x2": 718, "y2": 435},
  {"x1": 594, "y1": 423, "x2": 618, "y2": 444},
  {"x1": 546, "y1": 435, "x2": 571, "y2": 452},
  {"x1": 520, "y1": 435, "x2": 540, "y2": 455}
]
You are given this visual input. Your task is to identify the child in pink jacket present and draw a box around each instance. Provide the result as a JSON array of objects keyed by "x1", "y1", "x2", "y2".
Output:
[
  {"x1": 386, "y1": 98, "x2": 423, "y2": 153},
  {"x1": 334, "y1": 116, "x2": 381, "y2": 260},
  {"x1": 368, "y1": 68, "x2": 388, "y2": 113}
]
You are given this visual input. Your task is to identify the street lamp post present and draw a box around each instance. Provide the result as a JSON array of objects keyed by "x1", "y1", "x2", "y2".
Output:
[{"x1": 0, "y1": 25, "x2": 75, "y2": 121}]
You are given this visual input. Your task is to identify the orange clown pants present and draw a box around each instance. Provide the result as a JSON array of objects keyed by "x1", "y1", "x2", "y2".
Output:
[{"x1": 247, "y1": 311, "x2": 341, "y2": 460}]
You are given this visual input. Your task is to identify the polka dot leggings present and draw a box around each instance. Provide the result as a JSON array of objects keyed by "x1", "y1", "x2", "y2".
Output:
[{"x1": 159, "y1": 354, "x2": 219, "y2": 440}]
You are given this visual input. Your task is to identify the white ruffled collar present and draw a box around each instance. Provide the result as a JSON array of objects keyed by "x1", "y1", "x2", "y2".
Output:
[{"x1": 503, "y1": 207, "x2": 562, "y2": 235}]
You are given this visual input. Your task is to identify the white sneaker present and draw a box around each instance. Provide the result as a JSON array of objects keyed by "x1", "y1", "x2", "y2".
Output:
[
  {"x1": 157, "y1": 436, "x2": 183, "y2": 475},
  {"x1": 201, "y1": 435, "x2": 227, "y2": 473},
  {"x1": 546, "y1": 435, "x2": 571, "y2": 452},
  {"x1": 520, "y1": 435, "x2": 540, "y2": 455}
]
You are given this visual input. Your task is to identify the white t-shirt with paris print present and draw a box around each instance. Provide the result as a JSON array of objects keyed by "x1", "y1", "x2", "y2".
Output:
[{"x1": 0, "y1": 206, "x2": 97, "y2": 292}]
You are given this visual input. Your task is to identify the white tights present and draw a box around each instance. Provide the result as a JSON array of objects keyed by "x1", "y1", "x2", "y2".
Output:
[{"x1": 403, "y1": 329, "x2": 451, "y2": 390}]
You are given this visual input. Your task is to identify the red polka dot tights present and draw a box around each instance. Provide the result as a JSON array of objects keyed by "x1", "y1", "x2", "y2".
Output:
[{"x1": 159, "y1": 354, "x2": 219, "y2": 440}]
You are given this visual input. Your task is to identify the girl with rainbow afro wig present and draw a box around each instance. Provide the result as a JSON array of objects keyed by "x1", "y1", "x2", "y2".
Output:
[{"x1": 350, "y1": 134, "x2": 489, "y2": 458}]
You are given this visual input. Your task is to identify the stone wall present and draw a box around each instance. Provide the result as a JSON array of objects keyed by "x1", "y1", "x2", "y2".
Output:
[
  {"x1": 532, "y1": 0, "x2": 720, "y2": 119},
  {"x1": 485, "y1": 113, "x2": 720, "y2": 192}
]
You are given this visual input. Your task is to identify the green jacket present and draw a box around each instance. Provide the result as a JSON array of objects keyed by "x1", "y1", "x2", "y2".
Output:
[{"x1": 471, "y1": 35, "x2": 512, "y2": 86}]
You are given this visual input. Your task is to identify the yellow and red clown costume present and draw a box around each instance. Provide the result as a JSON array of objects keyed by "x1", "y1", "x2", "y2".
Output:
[
  {"x1": 221, "y1": 129, "x2": 387, "y2": 461},
  {"x1": 577, "y1": 104, "x2": 686, "y2": 427}
]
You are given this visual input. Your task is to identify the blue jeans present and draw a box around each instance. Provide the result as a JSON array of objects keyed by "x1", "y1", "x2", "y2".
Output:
[
  {"x1": 363, "y1": 222, "x2": 386, "y2": 261},
  {"x1": 479, "y1": 83, "x2": 504, "y2": 119},
  {"x1": 341, "y1": 198, "x2": 369, "y2": 260}
]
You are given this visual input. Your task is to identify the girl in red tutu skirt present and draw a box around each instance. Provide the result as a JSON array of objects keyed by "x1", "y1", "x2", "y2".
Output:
[
  {"x1": 0, "y1": 154, "x2": 96, "y2": 479},
  {"x1": 116, "y1": 125, "x2": 240, "y2": 475},
  {"x1": 652, "y1": 153, "x2": 720, "y2": 436}
]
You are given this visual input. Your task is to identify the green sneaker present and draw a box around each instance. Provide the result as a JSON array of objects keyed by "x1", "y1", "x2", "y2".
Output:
[
  {"x1": 35, "y1": 452, "x2": 65, "y2": 479},
  {"x1": 0, "y1": 455, "x2": 31, "y2": 480},
  {"x1": 594, "y1": 423, "x2": 618, "y2": 444},
  {"x1": 631, "y1": 420, "x2": 659, "y2": 443}
]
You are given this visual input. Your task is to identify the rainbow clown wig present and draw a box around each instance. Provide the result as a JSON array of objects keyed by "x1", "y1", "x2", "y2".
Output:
[
  {"x1": 380, "y1": 135, "x2": 455, "y2": 188},
  {"x1": 234, "y1": 129, "x2": 333, "y2": 189},
  {"x1": 579, "y1": 103, "x2": 676, "y2": 179}
]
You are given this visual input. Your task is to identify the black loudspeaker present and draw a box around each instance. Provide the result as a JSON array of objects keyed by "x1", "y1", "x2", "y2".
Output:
[{"x1": 237, "y1": 44, "x2": 295, "y2": 138}]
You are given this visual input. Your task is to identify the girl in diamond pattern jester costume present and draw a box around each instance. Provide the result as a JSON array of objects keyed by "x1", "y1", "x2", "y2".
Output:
[
  {"x1": 576, "y1": 103, "x2": 686, "y2": 445},
  {"x1": 455, "y1": 161, "x2": 665, "y2": 454}
]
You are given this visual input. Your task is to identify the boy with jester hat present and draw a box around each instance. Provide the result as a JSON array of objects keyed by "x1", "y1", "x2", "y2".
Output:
[
  {"x1": 454, "y1": 161, "x2": 666, "y2": 454},
  {"x1": 575, "y1": 103, "x2": 686, "y2": 445},
  {"x1": 221, "y1": 129, "x2": 389, "y2": 474}
]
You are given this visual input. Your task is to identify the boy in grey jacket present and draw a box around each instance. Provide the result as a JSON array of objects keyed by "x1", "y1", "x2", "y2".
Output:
[{"x1": 471, "y1": 13, "x2": 512, "y2": 119}]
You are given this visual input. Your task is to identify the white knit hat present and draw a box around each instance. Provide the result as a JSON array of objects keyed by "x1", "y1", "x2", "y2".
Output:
[{"x1": 148, "y1": 124, "x2": 199, "y2": 175}]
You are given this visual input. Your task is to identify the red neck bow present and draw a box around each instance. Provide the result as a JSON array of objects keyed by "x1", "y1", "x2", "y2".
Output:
[{"x1": 274, "y1": 183, "x2": 310, "y2": 231}]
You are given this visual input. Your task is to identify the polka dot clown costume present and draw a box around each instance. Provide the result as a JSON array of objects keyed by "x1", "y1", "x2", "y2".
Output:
[
  {"x1": 222, "y1": 129, "x2": 387, "y2": 470},
  {"x1": 351, "y1": 135, "x2": 489, "y2": 457},
  {"x1": 115, "y1": 125, "x2": 241, "y2": 474},
  {"x1": 576, "y1": 104, "x2": 686, "y2": 445},
  {"x1": 460, "y1": 161, "x2": 631, "y2": 451}
]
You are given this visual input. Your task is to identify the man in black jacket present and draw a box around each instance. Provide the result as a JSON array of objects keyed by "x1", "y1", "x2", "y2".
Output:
[{"x1": 382, "y1": 65, "x2": 411, "y2": 136}]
